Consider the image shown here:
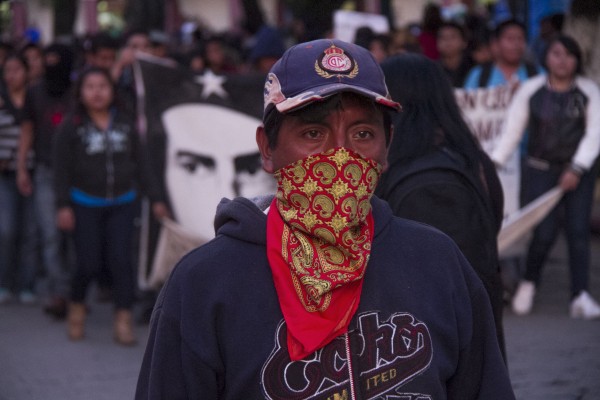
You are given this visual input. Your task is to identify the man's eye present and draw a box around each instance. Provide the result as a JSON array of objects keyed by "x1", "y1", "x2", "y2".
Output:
[
  {"x1": 356, "y1": 130, "x2": 373, "y2": 139},
  {"x1": 303, "y1": 130, "x2": 322, "y2": 139}
]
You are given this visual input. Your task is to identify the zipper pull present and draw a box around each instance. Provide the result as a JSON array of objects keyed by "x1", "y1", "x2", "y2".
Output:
[{"x1": 345, "y1": 332, "x2": 358, "y2": 400}]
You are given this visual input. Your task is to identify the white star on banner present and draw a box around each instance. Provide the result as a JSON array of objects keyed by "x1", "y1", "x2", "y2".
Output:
[{"x1": 195, "y1": 70, "x2": 228, "y2": 99}]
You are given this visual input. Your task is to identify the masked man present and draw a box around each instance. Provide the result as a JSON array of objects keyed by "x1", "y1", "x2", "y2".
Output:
[{"x1": 136, "y1": 39, "x2": 514, "y2": 399}]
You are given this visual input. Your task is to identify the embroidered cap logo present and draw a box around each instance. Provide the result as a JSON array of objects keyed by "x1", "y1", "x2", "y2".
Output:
[{"x1": 315, "y1": 45, "x2": 359, "y2": 79}]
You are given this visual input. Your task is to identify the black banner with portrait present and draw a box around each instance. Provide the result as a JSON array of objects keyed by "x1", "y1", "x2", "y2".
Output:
[{"x1": 133, "y1": 53, "x2": 274, "y2": 290}]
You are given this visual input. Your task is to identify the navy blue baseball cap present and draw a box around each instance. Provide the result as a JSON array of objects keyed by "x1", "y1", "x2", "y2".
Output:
[{"x1": 263, "y1": 39, "x2": 401, "y2": 119}]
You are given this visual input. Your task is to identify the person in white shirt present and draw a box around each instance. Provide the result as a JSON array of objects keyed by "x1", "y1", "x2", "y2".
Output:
[{"x1": 492, "y1": 35, "x2": 600, "y2": 320}]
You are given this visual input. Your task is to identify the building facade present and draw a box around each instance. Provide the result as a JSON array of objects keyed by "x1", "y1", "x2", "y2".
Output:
[{"x1": 7, "y1": 0, "x2": 430, "y2": 45}]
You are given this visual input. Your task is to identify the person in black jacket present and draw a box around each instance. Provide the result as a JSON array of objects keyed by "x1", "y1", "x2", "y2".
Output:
[
  {"x1": 377, "y1": 53, "x2": 507, "y2": 359},
  {"x1": 136, "y1": 39, "x2": 514, "y2": 399},
  {"x1": 53, "y1": 67, "x2": 168, "y2": 345}
]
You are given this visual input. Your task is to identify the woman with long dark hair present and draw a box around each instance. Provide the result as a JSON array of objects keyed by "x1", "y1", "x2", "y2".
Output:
[
  {"x1": 492, "y1": 35, "x2": 600, "y2": 319},
  {"x1": 377, "y1": 53, "x2": 506, "y2": 358},
  {"x1": 53, "y1": 67, "x2": 167, "y2": 344}
]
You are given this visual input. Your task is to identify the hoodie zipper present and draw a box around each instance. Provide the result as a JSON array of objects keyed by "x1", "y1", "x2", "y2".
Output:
[
  {"x1": 102, "y1": 112, "x2": 116, "y2": 199},
  {"x1": 104, "y1": 128, "x2": 115, "y2": 199},
  {"x1": 345, "y1": 332, "x2": 358, "y2": 400}
]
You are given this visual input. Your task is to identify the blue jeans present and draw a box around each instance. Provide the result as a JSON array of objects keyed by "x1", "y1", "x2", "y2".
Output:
[
  {"x1": 71, "y1": 202, "x2": 136, "y2": 309},
  {"x1": 522, "y1": 164, "x2": 597, "y2": 297},
  {"x1": 33, "y1": 165, "x2": 70, "y2": 298},
  {"x1": 0, "y1": 172, "x2": 38, "y2": 292}
]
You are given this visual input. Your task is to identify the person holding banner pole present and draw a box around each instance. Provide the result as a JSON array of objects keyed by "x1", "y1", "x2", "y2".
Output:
[{"x1": 491, "y1": 35, "x2": 600, "y2": 319}]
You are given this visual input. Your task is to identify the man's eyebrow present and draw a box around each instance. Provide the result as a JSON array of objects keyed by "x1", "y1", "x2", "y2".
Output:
[{"x1": 175, "y1": 150, "x2": 216, "y2": 168}]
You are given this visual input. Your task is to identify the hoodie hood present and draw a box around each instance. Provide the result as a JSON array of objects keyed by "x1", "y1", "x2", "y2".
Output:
[
  {"x1": 214, "y1": 195, "x2": 394, "y2": 246},
  {"x1": 214, "y1": 196, "x2": 272, "y2": 245}
]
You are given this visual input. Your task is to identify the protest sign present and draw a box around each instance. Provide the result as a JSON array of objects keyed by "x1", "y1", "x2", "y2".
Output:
[{"x1": 456, "y1": 83, "x2": 520, "y2": 221}]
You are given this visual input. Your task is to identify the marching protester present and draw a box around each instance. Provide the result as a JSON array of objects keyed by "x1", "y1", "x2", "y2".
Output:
[
  {"x1": 0, "y1": 54, "x2": 38, "y2": 305},
  {"x1": 20, "y1": 42, "x2": 44, "y2": 87},
  {"x1": 247, "y1": 25, "x2": 287, "y2": 74},
  {"x1": 16, "y1": 43, "x2": 75, "y2": 319},
  {"x1": 136, "y1": 38, "x2": 514, "y2": 399},
  {"x1": 463, "y1": 19, "x2": 541, "y2": 89},
  {"x1": 77, "y1": 32, "x2": 121, "y2": 302},
  {"x1": 52, "y1": 67, "x2": 167, "y2": 344},
  {"x1": 417, "y1": 3, "x2": 443, "y2": 60},
  {"x1": 462, "y1": 18, "x2": 544, "y2": 299},
  {"x1": 491, "y1": 35, "x2": 600, "y2": 319},
  {"x1": 436, "y1": 21, "x2": 474, "y2": 87},
  {"x1": 86, "y1": 32, "x2": 119, "y2": 72},
  {"x1": 377, "y1": 53, "x2": 506, "y2": 359},
  {"x1": 111, "y1": 30, "x2": 152, "y2": 117}
]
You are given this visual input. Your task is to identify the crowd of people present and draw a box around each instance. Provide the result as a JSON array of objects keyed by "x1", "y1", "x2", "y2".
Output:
[{"x1": 0, "y1": 1, "x2": 599, "y2": 359}]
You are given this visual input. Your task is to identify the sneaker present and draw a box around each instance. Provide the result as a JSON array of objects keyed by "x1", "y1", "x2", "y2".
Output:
[
  {"x1": 0, "y1": 288, "x2": 12, "y2": 305},
  {"x1": 18, "y1": 291, "x2": 37, "y2": 305},
  {"x1": 570, "y1": 291, "x2": 600, "y2": 320},
  {"x1": 512, "y1": 280, "x2": 536, "y2": 315}
]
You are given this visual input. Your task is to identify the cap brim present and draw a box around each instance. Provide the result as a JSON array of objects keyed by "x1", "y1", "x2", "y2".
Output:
[{"x1": 274, "y1": 83, "x2": 401, "y2": 114}]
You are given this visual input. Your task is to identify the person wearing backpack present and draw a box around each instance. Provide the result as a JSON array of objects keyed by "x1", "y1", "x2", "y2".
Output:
[
  {"x1": 377, "y1": 53, "x2": 507, "y2": 360},
  {"x1": 463, "y1": 19, "x2": 541, "y2": 89}
]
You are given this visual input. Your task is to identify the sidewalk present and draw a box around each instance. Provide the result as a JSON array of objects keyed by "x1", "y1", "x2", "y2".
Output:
[
  {"x1": 504, "y1": 233, "x2": 600, "y2": 399},
  {"x1": 0, "y1": 296, "x2": 148, "y2": 400},
  {"x1": 1, "y1": 236, "x2": 599, "y2": 399}
]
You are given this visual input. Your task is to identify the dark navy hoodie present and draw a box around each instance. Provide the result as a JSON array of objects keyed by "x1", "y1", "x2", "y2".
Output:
[{"x1": 136, "y1": 196, "x2": 514, "y2": 399}]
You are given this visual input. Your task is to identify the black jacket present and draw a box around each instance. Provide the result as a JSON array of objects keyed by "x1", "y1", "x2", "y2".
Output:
[
  {"x1": 376, "y1": 148, "x2": 506, "y2": 358},
  {"x1": 53, "y1": 110, "x2": 161, "y2": 208}
]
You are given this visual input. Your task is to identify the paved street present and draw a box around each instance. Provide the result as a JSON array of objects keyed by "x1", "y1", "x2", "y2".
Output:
[
  {"x1": 1, "y1": 234, "x2": 600, "y2": 400},
  {"x1": 504, "y1": 234, "x2": 600, "y2": 400}
]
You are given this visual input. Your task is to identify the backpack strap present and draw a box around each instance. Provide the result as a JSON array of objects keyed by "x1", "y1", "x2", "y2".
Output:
[
  {"x1": 524, "y1": 62, "x2": 538, "y2": 78},
  {"x1": 477, "y1": 61, "x2": 537, "y2": 88},
  {"x1": 478, "y1": 62, "x2": 494, "y2": 88}
]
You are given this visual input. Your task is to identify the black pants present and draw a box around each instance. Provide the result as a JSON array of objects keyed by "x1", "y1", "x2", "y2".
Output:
[
  {"x1": 522, "y1": 164, "x2": 596, "y2": 297},
  {"x1": 70, "y1": 202, "x2": 136, "y2": 309}
]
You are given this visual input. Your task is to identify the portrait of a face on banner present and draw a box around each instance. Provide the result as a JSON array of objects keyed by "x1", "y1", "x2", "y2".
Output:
[{"x1": 133, "y1": 54, "x2": 275, "y2": 288}]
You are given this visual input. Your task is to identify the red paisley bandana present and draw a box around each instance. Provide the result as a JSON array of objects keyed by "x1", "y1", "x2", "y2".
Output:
[{"x1": 266, "y1": 147, "x2": 382, "y2": 360}]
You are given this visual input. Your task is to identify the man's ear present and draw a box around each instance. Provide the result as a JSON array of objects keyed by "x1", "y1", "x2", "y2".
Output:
[{"x1": 256, "y1": 125, "x2": 275, "y2": 173}]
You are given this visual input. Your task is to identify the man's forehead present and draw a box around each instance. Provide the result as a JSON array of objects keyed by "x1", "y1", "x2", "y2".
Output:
[{"x1": 286, "y1": 93, "x2": 384, "y2": 123}]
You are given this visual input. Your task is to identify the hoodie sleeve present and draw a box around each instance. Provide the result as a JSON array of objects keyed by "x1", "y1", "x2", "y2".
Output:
[
  {"x1": 491, "y1": 76, "x2": 545, "y2": 166},
  {"x1": 135, "y1": 260, "x2": 221, "y2": 399},
  {"x1": 570, "y1": 77, "x2": 600, "y2": 171}
]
